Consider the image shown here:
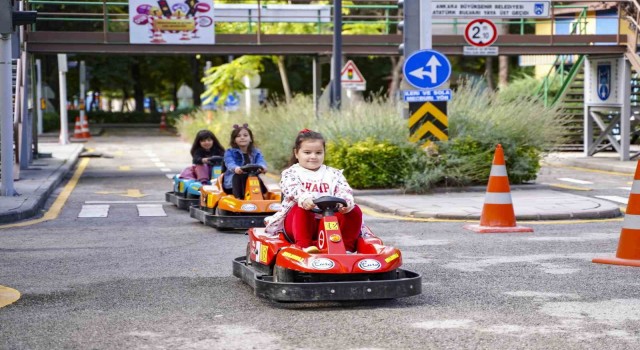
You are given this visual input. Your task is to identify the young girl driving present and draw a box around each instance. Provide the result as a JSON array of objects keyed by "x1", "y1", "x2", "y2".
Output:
[
  {"x1": 265, "y1": 129, "x2": 363, "y2": 254},
  {"x1": 223, "y1": 124, "x2": 268, "y2": 199},
  {"x1": 179, "y1": 129, "x2": 225, "y2": 184}
]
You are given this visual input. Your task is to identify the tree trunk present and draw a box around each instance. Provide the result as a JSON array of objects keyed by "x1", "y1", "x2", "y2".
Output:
[
  {"x1": 499, "y1": 55, "x2": 509, "y2": 88},
  {"x1": 191, "y1": 56, "x2": 202, "y2": 106},
  {"x1": 172, "y1": 82, "x2": 178, "y2": 110},
  {"x1": 277, "y1": 55, "x2": 292, "y2": 103},
  {"x1": 131, "y1": 60, "x2": 144, "y2": 112},
  {"x1": 485, "y1": 57, "x2": 494, "y2": 90},
  {"x1": 388, "y1": 56, "x2": 404, "y2": 103}
]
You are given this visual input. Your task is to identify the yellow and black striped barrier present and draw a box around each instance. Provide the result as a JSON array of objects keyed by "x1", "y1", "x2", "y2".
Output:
[{"x1": 408, "y1": 101, "x2": 448, "y2": 146}]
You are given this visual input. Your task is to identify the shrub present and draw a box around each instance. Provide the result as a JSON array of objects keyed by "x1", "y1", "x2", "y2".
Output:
[{"x1": 325, "y1": 138, "x2": 421, "y2": 189}]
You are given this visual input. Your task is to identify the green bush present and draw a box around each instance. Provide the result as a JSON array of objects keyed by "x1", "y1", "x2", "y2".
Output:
[{"x1": 325, "y1": 138, "x2": 420, "y2": 189}]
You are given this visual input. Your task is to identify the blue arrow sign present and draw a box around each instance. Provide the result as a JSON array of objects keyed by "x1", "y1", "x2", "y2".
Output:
[{"x1": 403, "y1": 49, "x2": 452, "y2": 90}]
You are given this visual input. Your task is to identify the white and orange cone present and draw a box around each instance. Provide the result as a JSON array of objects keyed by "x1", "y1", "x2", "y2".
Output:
[
  {"x1": 593, "y1": 160, "x2": 640, "y2": 267},
  {"x1": 80, "y1": 115, "x2": 91, "y2": 139},
  {"x1": 464, "y1": 144, "x2": 533, "y2": 233},
  {"x1": 72, "y1": 116, "x2": 84, "y2": 139},
  {"x1": 160, "y1": 114, "x2": 167, "y2": 130}
]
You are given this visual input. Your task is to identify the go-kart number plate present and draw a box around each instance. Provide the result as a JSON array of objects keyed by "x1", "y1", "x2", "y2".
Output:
[
  {"x1": 250, "y1": 179, "x2": 260, "y2": 186},
  {"x1": 324, "y1": 222, "x2": 339, "y2": 231},
  {"x1": 259, "y1": 244, "x2": 269, "y2": 263}
]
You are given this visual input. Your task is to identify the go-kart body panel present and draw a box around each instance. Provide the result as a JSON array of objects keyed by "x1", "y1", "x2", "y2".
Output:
[{"x1": 237, "y1": 227, "x2": 422, "y2": 302}]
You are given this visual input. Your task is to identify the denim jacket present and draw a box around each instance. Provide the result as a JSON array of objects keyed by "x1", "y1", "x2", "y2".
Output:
[{"x1": 223, "y1": 147, "x2": 267, "y2": 189}]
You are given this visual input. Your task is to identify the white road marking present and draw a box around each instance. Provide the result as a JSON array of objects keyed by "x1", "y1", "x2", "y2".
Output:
[
  {"x1": 558, "y1": 178, "x2": 593, "y2": 185},
  {"x1": 595, "y1": 195, "x2": 629, "y2": 204},
  {"x1": 165, "y1": 174, "x2": 174, "y2": 179},
  {"x1": 160, "y1": 168, "x2": 171, "y2": 172},
  {"x1": 85, "y1": 200, "x2": 166, "y2": 204},
  {"x1": 137, "y1": 204, "x2": 167, "y2": 217},
  {"x1": 149, "y1": 157, "x2": 161, "y2": 162},
  {"x1": 618, "y1": 187, "x2": 631, "y2": 191},
  {"x1": 154, "y1": 162, "x2": 166, "y2": 167},
  {"x1": 78, "y1": 205, "x2": 110, "y2": 218}
]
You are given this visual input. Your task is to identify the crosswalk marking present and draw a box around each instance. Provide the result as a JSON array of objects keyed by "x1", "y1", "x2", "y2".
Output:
[
  {"x1": 618, "y1": 187, "x2": 632, "y2": 191},
  {"x1": 595, "y1": 195, "x2": 629, "y2": 204},
  {"x1": 558, "y1": 177, "x2": 593, "y2": 185},
  {"x1": 165, "y1": 174, "x2": 174, "y2": 179},
  {"x1": 78, "y1": 205, "x2": 110, "y2": 218},
  {"x1": 85, "y1": 200, "x2": 165, "y2": 204},
  {"x1": 137, "y1": 204, "x2": 167, "y2": 217}
]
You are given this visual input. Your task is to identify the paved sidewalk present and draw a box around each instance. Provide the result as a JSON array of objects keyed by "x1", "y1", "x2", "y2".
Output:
[{"x1": 0, "y1": 142, "x2": 636, "y2": 225}]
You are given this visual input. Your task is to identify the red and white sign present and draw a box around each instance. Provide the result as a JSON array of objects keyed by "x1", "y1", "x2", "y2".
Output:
[
  {"x1": 464, "y1": 19, "x2": 498, "y2": 47},
  {"x1": 340, "y1": 60, "x2": 366, "y2": 91}
]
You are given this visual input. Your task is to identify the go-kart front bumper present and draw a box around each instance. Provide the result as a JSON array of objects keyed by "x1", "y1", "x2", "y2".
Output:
[
  {"x1": 165, "y1": 191, "x2": 199, "y2": 210},
  {"x1": 190, "y1": 206, "x2": 268, "y2": 230},
  {"x1": 233, "y1": 256, "x2": 422, "y2": 302}
]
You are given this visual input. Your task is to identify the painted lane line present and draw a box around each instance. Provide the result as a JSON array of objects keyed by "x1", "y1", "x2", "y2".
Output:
[
  {"x1": 154, "y1": 162, "x2": 166, "y2": 168},
  {"x1": 149, "y1": 157, "x2": 161, "y2": 162},
  {"x1": 137, "y1": 204, "x2": 167, "y2": 217},
  {"x1": 165, "y1": 174, "x2": 174, "y2": 179},
  {"x1": 0, "y1": 158, "x2": 90, "y2": 229},
  {"x1": 78, "y1": 205, "x2": 110, "y2": 218},
  {"x1": 0, "y1": 285, "x2": 21, "y2": 308},
  {"x1": 85, "y1": 200, "x2": 166, "y2": 204},
  {"x1": 618, "y1": 187, "x2": 632, "y2": 191},
  {"x1": 548, "y1": 183, "x2": 591, "y2": 191},
  {"x1": 595, "y1": 195, "x2": 629, "y2": 204},
  {"x1": 557, "y1": 178, "x2": 593, "y2": 185},
  {"x1": 160, "y1": 168, "x2": 171, "y2": 172}
]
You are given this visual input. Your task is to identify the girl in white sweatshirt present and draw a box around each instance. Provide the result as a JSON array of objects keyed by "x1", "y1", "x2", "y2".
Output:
[{"x1": 264, "y1": 129, "x2": 362, "y2": 253}]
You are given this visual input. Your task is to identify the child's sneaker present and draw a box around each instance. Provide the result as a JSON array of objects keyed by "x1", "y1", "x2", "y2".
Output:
[{"x1": 302, "y1": 245, "x2": 320, "y2": 254}]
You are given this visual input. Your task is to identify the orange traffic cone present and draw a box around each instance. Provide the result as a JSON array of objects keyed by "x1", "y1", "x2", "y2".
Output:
[
  {"x1": 80, "y1": 115, "x2": 91, "y2": 138},
  {"x1": 160, "y1": 114, "x2": 167, "y2": 130},
  {"x1": 593, "y1": 160, "x2": 640, "y2": 267},
  {"x1": 73, "y1": 116, "x2": 84, "y2": 139},
  {"x1": 463, "y1": 144, "x2": 533, "y2": 233}
]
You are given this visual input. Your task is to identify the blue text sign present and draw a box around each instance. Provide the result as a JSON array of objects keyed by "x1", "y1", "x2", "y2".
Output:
[
  {"x1": 402, "y1": 89, "x2": 452, "y2": 102},
  {"x1": 403, "y1": 50, "x2": 452, "y2": 90}
]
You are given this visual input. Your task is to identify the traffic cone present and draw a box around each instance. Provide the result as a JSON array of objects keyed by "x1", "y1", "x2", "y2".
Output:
[
  {"x1": 72, "y1": 116, "x2": 84, "y2": 139},
  {"x1": 80, "y1": 115, "x2": 91, "y2": 139},
  {"x1": 160, "y1": 114, "x2": 167, "y2": 131},
  {"x1": 463, "y1": 144, "x2": 533, "y2": 233},
  {"x1": 593, "y1": 160, "x2": 640, "y2": 267}
]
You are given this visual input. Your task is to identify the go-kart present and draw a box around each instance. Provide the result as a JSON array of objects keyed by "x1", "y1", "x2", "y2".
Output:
[
  {"x1": 233, "y1": 196, "x2": 422, "y2": 302},
  {"x1": 165, "y1": 156, "x2": 224, "y2": 210},
  {"x1": 189, "y1": 164, "x2": 282, "y2": 230}
]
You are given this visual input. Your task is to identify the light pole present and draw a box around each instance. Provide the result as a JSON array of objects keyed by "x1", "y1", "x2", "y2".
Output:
[{"x1": 330, "y1": 0, "x2": 342, "y2": 110}]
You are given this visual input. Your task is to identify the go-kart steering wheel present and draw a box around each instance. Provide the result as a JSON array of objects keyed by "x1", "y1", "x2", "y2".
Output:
[
  {"x1": 311, "y1": 196, "x2": 347, "y2": 216},
  {"x1": 206, "y1": 155, "x2": 224, "y2": 165},
  {"x1": 240, "y1": 164, "x2": 264, "y2": 175}
]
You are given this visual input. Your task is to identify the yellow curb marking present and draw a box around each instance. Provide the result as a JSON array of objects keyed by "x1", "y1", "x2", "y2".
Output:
[
  {"x1": 0, "y1": 285, "x2": 21, "y2": 308},
  {"x1": 359, "y1": 205, "x2": 623, "y2": 225},
  {"x1": 548, "y1": 183, "x2": 592, "y2": 191},
  {"x1": 0, "y1": 158, "x2": 90, "y2": 229},
  {"x1": 543, "y1": 162, "x2": 632, "y2": 177},
  {"x1": 95, "y1": 189, "x2": 148, "y2": 198},
  {"x1": 118, "y1": 165, "x2": 131, "y2": 171}
]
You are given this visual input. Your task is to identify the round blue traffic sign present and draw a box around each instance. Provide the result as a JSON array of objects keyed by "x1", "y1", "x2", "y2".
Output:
[{"x1": 403, "y1": 49, "x2": 452, "y2": 90}]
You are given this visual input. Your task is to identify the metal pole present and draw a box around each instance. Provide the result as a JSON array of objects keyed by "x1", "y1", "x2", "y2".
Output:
[
  {"x1": 58, "y1": 54, "x2": 69, "y2": 145},
  {"x1": 1, "y1": 33, "x2": 16, "y2": 196},
  {"x1": 420, "y1": 0, "x2": 432, "y2": 50},
  {"x1": 331, "y1": 0, "x2": 342, "y2": 110},
  {"x1": 36, "y1": 58, "x2": 42, "y2": 134},
  {"x1": 79, "y1": 60, "x2": 86, "y2": 130},
  {"x1": 313, "y1": 55, "x2": 319, "y2": 119}
]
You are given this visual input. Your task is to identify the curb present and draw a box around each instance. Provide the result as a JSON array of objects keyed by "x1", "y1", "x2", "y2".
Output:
[{"x1": 0, "y1": 145, "x2": 84, "y2": 225}]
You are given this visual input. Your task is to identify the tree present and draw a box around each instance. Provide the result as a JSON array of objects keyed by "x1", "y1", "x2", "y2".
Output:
[{"x1": 201, "y1": 56, "x2": 264, "y2": 106}]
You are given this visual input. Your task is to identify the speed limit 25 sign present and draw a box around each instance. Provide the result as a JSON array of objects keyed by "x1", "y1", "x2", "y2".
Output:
[{"x1": 464, "y1": 19, "x2": 498, "y2": 47}]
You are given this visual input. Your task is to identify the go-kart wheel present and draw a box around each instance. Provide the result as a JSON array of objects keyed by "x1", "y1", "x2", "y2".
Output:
[{"x1": 274, "y1": 265, "x2": 294, "y2": 283}]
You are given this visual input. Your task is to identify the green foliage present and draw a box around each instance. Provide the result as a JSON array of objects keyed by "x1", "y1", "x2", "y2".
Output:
[
  {"x1": 201, "y1": 56, "x2": 264, "y2": 106},
  {"x1": 325, "y1": 139, "x2": 419, "y2": 189}
]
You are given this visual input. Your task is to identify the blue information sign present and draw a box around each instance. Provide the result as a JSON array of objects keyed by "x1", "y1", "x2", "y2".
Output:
[
  {"x1": 403, "y1": 49, "x2": 452, "y2": 90},
  {"x1": 402, "y1": 89, "x2": 452, "y2": 102}
]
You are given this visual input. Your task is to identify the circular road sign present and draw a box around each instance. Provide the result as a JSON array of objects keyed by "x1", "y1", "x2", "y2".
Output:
[{"x1": 464, "y1": 19, "x2": 498, "y2": 47}]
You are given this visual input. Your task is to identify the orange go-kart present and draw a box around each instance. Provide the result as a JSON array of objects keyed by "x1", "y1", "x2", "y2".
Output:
[
  {"x1": 190, "y1": 164, "x2": 282, "y2": 230},
  {"x1": 233, "y1": 196, "x2": 422, "y2": 302}
]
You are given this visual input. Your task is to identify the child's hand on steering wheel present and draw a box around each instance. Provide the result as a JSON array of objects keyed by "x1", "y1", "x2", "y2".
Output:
[
  {"x1": 337, "y1": 204, "x2": 350, "y2": 214},
  {"x1": 301, "y1": 198, "x2": 315, "y2": 210},
  {"x1": 234, "y1": 167, "x2": 244, "y2": 175}
]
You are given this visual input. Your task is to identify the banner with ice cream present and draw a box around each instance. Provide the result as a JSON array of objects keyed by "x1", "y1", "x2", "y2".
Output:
[{"x1": 129, "y1": 0, "x2": 214, "y2": 44}]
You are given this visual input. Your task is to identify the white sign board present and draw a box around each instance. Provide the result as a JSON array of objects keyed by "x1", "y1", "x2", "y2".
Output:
[
  {"x1": 463, "y1": 46, "x2": 499, "y2": 56},
  {"x1": 432, "y1": 1, "x2": 551, "y2": 18},
  {"x1": 402, "y1": 89, "x2": 452, "y2": 102},
  {"x1": 341, "y1": 60, "x2": 366, "y2": 91},
  {"x1": 585, "y1": 56, "x2": 624, "y2": 105},
  {"x1": 129, "y1": 0, "x2": 215, "y2": 45}
]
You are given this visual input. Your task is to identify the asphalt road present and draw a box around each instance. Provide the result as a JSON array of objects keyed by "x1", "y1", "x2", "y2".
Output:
[{"x1": 1, "y1": 129, "x2": 639, "y2": 350}]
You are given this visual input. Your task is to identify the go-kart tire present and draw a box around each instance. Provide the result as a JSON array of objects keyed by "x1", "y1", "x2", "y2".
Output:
[{"x1": 274, "y1": 265, "x2": 294, "y2": 283}]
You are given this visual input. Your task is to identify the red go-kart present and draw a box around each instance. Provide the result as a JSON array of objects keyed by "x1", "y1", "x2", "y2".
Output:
[{"x1": 233, "y1": 196, "x2": 422, "y2": 302}]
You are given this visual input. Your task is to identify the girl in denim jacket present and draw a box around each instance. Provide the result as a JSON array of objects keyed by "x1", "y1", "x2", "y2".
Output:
[{"x1": 223, "y1": 124, "x2": 268, "y2": 198}]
